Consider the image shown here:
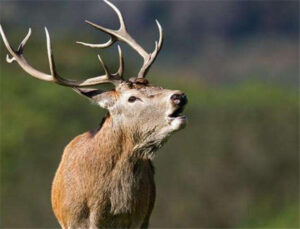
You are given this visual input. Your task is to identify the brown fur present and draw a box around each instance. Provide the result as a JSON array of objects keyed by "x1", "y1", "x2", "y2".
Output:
[
  {"x1": 51, "y1": 79, "x2": 187, "y2": 228},
  {"x1": 52, "y1": 115, "x2": 156, "y2": 228}
]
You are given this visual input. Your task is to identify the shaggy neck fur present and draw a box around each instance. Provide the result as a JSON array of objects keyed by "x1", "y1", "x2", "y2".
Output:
[{"x1": 92, "y1": 114, "x2": 155, "y2": 215}]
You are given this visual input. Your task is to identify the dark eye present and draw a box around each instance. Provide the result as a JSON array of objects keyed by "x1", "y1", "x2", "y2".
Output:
[{"x1": 128, "y1": 96, "x2": 137, "y2": 103}]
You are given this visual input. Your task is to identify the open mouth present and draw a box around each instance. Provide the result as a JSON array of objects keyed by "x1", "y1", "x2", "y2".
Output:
[
  {"x1": 167, "y1": 103, "x2": 187, "y2": 130},
  {"x1": 168, "y1": 106, "x2": 186, "y2": 119}
]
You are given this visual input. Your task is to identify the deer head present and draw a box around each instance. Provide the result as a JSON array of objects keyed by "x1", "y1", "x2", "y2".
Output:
[{"x1": 0, "y1": 0, "x2": 187, "y2": 159}]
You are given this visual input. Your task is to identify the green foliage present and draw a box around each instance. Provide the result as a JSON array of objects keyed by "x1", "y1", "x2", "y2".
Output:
[{"x1": 241, "y1": 202, "x2": 299, "y2": 228}]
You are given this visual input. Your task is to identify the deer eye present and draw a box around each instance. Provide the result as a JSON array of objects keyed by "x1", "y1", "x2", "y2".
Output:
[{"x1": 128, "y1": 96, "x2": 138, "y2": 103}]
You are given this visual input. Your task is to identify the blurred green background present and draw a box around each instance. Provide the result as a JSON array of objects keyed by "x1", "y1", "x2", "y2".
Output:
[{"x1": 0, "y1": 0, "x2": 299, "y2": 228}]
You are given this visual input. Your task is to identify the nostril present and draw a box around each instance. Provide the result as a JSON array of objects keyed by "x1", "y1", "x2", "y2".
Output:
[
  {"x1": 170, "y1": 93, "x2": 187, "y2": 106},
  {"x1": 181, "y1": 93, "x2": 187, "y2": 105}
]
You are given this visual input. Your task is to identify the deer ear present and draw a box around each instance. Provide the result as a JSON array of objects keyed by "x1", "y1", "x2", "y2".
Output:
[{"x1": 73, "y1": 88, "x2": 116, "y2": 109}]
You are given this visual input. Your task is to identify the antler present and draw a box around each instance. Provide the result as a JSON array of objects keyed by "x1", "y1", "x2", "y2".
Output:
[
  {"x1": 0, "y1": 0, "x2": 163, "y2": 87},
  {"x1": 0, "y1": 25, "x2": 124, "y2": 87},
  {"x1": 77, "y1": 0, "x2": 164, "y2": 78}
]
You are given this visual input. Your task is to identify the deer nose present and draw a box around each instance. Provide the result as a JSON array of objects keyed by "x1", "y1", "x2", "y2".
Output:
[{"x1": 170, "y1": 93, "x2": 187, "y2": 106}]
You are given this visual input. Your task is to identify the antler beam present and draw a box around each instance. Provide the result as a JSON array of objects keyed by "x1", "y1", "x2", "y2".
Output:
[{"x1": 0, "y1": 25, "x2": 123, "y2": 87}]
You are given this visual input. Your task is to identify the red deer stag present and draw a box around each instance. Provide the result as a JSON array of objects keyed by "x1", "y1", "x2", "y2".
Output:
[{"x1": 0, "y1": 0, "x2": 187, "y2": 227}]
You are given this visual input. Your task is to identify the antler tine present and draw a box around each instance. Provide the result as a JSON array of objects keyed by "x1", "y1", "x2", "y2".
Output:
[
  {"x1": 137, "y1": 19, "x2": 164, "y2": 78},
  {"x1": 0, "y1": 25, "x2": 14, "y2": 54},
  {"x1": 104, "y1": 0, "x2": 126, "y2": 31},
  {"x1": 96, "y1": 45, "x2": 124, "y2": 82},
  {"x1": 76, "y1": 0, "x2": 127, "y2": 49},
  {"x1": 96, "y1": 47, "x2": 124, "y2": 84},
  {"x1": 155, "y1": 19, "x2": 164, "y2": 53},
  {"x1": 0, "y1": 24, "x2": 123, "y2": 87},
  {"x1": 116, "y1": 45, "x2": 124, "y2": 77},
  {"x1": 76, "y1": 36, "x2": 115, "y2": 49},
  {"x1": 17, "y1": 28, "x2": 32, "y2": 54},
  {"x1": 77, "y1": 0, "x2": 164, "y2": 79},
  {"x1": 45, "y1": 27, "x2": 58, "y2": 80},
  {"x1": 6, "y1": 55, "x2": 15, "y2": 63},
  {"x1": 97, "y1": 54, "x2": 110, "y2": 76}
]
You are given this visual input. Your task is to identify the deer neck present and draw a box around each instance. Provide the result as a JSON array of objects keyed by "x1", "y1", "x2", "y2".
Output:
[
  {"x1": 93, "y1": 114, "x2": 135, "y2": 158},
  {"x1": 93, "y1": 114, "x2": 153, "y2": 214},
  {"x1": 95, "y1": 113, "x2": 161, "y2": 160}
]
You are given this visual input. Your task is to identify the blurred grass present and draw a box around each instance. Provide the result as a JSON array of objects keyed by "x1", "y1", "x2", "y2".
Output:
[
  {"x1": 0, "y1": 42, "x2": 299, "y2": 227},
  {"x1": 240, "y1": 202, "x2": 299, "y2": 228},
  {"x1": 150, "y1": 76, "x2": 299, "y2": 228}
]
